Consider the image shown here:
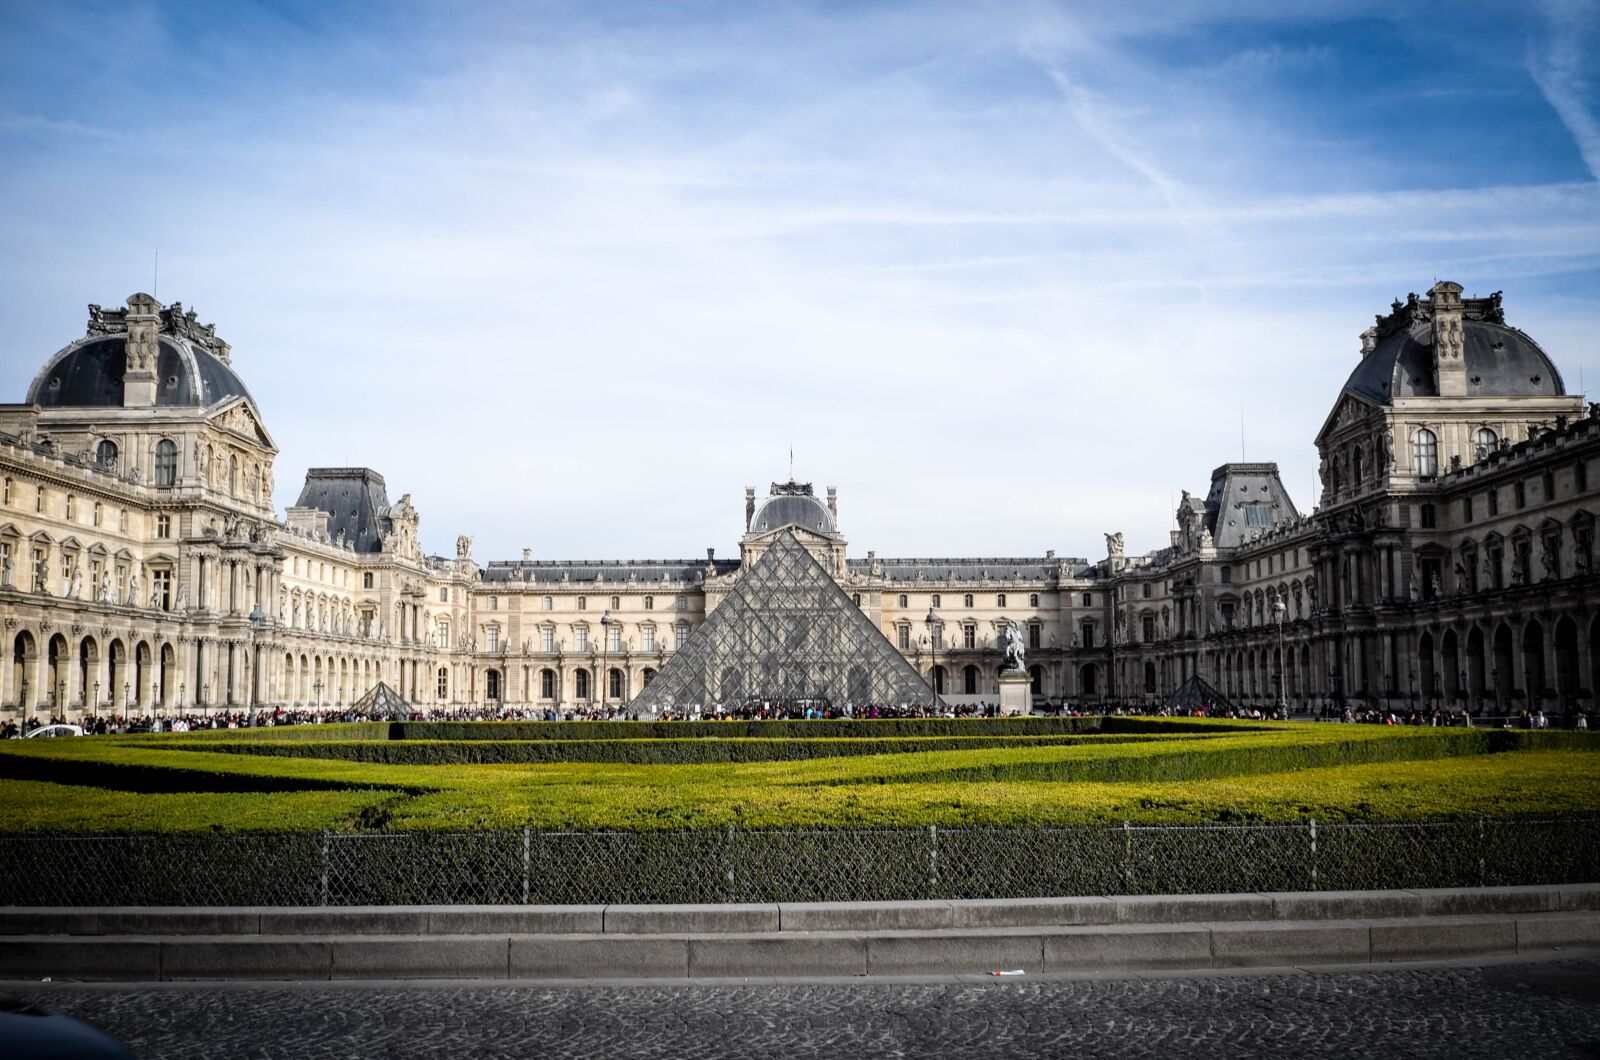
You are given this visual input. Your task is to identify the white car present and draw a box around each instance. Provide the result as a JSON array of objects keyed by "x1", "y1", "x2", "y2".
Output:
[{"x1": 23, "y1": 724, "x2": 85, "y2": 738}]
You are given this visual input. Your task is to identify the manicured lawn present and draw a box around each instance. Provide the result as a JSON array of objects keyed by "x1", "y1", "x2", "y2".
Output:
[{"x1": 2, "y1": 719, "x2": 1596, "y2": 834}]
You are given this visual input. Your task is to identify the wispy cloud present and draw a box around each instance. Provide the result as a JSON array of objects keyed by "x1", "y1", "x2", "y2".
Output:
[
  {"x1": 0, "y1": 1, "x2": 1596, "y2": 563},
  {"x1": 1530, "y1": 0, "x2": 1600, "y2": 180}
]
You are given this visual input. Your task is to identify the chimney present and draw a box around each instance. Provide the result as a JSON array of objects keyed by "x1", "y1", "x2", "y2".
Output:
[
  {"x1": 745, "y1": 487, "x2": 755, "y2": 530},
  {"x1": 826, "y1": 486, "x2": 837, "y2": 521},
  {"x1": 1045, "y1": 549, "x2": 1055, "y2": 560},
  {"x1": 521, "y1": 548, "x2": 532, "y2": 562},
  {"x1": 1359, "y1": 326, "x2": 1378, "y2": 359},
  {"x1": 122, "y1": 292, "x2": 161, "y2": 407},
  {"x1": 1430, "y1": 281, "x2": 1466, "y2": 397}
]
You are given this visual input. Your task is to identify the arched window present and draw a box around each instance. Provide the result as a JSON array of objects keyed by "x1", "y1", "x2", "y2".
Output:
[
  {"x1": 577, "y1": 596, "x2": 587, "y2": 611},
  {"x1": 931, "y1": 594, "x2": 941, "y2": 607},
  {"x1": 853, "y1": 593, "x2": 862, "y2": 607},
  {"x1": 485, "y1": 670, "x2": 501, "y2": 700},
  {"x1": 607, "y1": 668, "x2": 623, "y2": 699},
  {"x1": 540, "y1": 669, "x2": 555, "y2": 698},
  {"x1": 1029, "y1": 594, "x2": 1039, "y2": 607},
  {"x1": 898, "y1": 594, "x2": 908, "y2": 608},
  {"x1": 154, "y1": 440, "x2": 177, "y2": 487},
  {"x1": 996, "y1": 594, "x2": 1006, "y2": 608},
  {"x1": 1412, "y1": 428, "x2": 1438, "y2": 477},
  {"x1": 228, "y1": 455, "x2": 238, "y2": 495},
  {"x1": 644, "y1": 596, "x2": 653, "y2": 610},
  {"x1": 963, "y1": 593, "x2": 974, "y2": 608},
  {"x1": 436, "y1": 668, "x2": 448, "y2": 698},
  {"x1": 963, "y1": 665, "x2": 979, "y2": 695},
  {"x1": 610, "y1": 596, "x2": 620, "y2": 610},
  {"x1": 543, "y1": 596, "x2": 553, "y2": 610},
  {"x1": 1473, "y1": 427, "x2": 1498, "y2": 461},
  {"x1": 1082, "y1": 593, "x2": 1092, "y2": 607},
  {"x1": 575, "y1": 669, "x2": 590, "y2": 700},
  {"x1": 96, "y1": 439, "x2": 118, "y2": 469}
]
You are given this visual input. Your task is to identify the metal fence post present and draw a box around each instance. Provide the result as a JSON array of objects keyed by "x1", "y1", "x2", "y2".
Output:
[
  {"x1": 726, "y1": 824, "x2": 736, "y2": 901},
  {"x1": 1478, "y1": 817, "x2": 1486, "y2": 888},
  {"x1": 319, "y1": 830, "x2": 330, "y2": 907},
  {"x1": 928, "y1": 825, "x2": 939, "y2": 896},
  {"x1": 1123, "y1": 821, "x2": 1133, "y2": 893},
  {"x1": 1309, "y1": 819, "x2": 1318, "y2": 891},
  {"x1": 522, "y1": 826, "x2": 531, "y2": 905}
]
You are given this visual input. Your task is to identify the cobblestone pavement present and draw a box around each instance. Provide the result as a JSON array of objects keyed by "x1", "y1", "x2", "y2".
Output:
[{"x1": 8, "y1": 957, "x2": 1600, "y2": 1059}]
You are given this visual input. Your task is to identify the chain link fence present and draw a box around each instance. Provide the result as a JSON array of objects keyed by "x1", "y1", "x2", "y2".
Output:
[{"x1": 3, "y1": 818, "x2": 1597, "y2": 907}]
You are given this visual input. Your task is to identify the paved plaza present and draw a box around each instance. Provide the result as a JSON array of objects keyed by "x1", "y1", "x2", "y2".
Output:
[{"x1": 8, "y1": 954, "x2": 1600, "y2": 1059}]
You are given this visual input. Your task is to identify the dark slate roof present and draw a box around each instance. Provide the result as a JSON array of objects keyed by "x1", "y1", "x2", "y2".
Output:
[
  {"x1": 28, "y1": 336, "x2": 253, "y2": 409},
  {"x1": 481, "y1": 560, "x2": 741, "y2": 585},
  {"x1": 1203, "y1": 463, "x2": 1300, "y2": 551},
  {"x1": 293, "y1": 469, "x2": 392, "y2": 554},
  {"x1": 750, "y1": 493, "x2": 835, "y2": 535},
  {"x1": 858, "y1": 558, "x2": 1088, "y2": 582},
  {"x1": 1343, "y1": 319, "x2": 1563, "y2": 405}
]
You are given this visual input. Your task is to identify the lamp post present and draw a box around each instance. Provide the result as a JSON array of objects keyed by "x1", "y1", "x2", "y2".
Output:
[
  {"x1": 177, "y1": 681, "x2": 185, "y2": 730},
  {"x1": 92, "y1": 680, "x2": 100, "y2": 724},
  {"x1": 202, "y1": 683, "x2": 210, "y2": 725},
  {"x1": 600, "y1": 610, "x2": 615, "y2": 712},
  {"x1": 122, "y1": 681, "x2": 129, "y2": 722},
  {"x1": 248, "y1": 603, "x2": 264, "y2": 728},
  {"x1": 924, "y1": 606, "x2": 941, "y2": 709},
  {"x1": 1491, "y1": 665, "x2": 1501, "y2": 719},
  {"x1": 19, "y1": 676, "x2": 28, "y2": 735},
  {"x1": 313, "y1": 679, "x2": 324, "y2": 717},
  {"x1": 1271, "y1": 595, "x2": 1287, "y2": 719}
]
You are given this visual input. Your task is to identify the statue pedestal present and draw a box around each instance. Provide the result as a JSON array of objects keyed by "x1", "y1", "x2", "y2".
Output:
[{"x1": 997, "y1": 670, "x2": 1032, "y2": 716}]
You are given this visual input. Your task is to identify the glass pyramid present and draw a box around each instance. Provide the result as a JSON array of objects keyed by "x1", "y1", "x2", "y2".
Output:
[
  {"x1": 351, "y1": 681, "x2": 411, "y2": 718},
  {"x1": 630, "y1": 530, "x2": 935, "y2": 713}
]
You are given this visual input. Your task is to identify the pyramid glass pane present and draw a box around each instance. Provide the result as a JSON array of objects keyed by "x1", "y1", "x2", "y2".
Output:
[{"x1": 630, "y1": 531, "x2": 934, "y2": 713}]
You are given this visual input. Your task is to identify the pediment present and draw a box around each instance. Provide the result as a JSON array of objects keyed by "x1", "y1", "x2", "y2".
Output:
[
  {"x1": 1315, "y1": 392, "x2": 1380, "y2": 445},
  {"x1": 209, "y1": 397, "x2": 277, "y2": 450}
]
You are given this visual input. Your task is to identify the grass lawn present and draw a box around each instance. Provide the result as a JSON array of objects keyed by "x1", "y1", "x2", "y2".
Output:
[{"x1": 1, "y1": 718, "x2": 1596, "y2": 834}]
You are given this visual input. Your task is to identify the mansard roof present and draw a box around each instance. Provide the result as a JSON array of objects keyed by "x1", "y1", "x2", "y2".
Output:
[
  {"x1": 480, "y1": 559, "x2": 740, "y2": 585},
  {"x1": 859, "y1": 557, "x2": 1091, "y2": 581},
  {"x1": 292, "y1": 468, "x2": 392, "y2": 554}
]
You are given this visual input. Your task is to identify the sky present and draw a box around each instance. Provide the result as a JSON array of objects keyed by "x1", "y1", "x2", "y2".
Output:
[{"x1": 2, "y1": 0, "x2": 1598, "y2": 564}]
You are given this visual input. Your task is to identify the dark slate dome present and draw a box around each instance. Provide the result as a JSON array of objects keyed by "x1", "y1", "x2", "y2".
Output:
[
  {"x1": 27, "y1": 334, "x2": 252, "y2": 409},
  {"x1": 750, "y1": 488, "x2": 836, "y2": 534},
  {"x1": 1342, "y1": 318, "x2": 1563, "y2": 405}
]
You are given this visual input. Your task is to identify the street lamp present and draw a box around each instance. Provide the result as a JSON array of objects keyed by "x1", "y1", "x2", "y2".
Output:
[
  {"x1": 600, "y1": 610, "x2": 615, "y2": 711},
  {"x1": 314, "y1": 679, "x2": 324, "y2": 716},
  {"x1": 1491, "y1": 665, "x2": 1501, "y2": 719},
  {"x1": 177, "y1": 681, "x2": 185, "y2": 730},
  {"x1": 92, "y1": 680, "x2": 100, "y2": 723},
  {"x1": 202, "y1": 683, "x2": 210, "y2": 725},
  {"x1": 248, "y1": 603, "x2": 264, "y2": 728},
  {"x1": 1271, "y1": 595, "x2": 1287, "y2": 718},
  {"x1": 924, "y1": 606, "x2": 941, "y2": 709},
  {"x1": 122, "y1": 681, "x2": 129, "y2": 721},
  {"x1": 19, "y1": 676, "x2": 28, "y2": 735}
]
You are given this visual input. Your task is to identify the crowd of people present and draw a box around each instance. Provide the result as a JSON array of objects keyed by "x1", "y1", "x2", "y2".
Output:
[{"x1": 2, "y1": 700, "x2": 1591, "y2": 734}]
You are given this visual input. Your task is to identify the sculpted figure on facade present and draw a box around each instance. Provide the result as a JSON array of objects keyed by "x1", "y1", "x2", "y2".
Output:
[{"x1": 1105, "y1": 532, "x2": 1124, "y2": 557}]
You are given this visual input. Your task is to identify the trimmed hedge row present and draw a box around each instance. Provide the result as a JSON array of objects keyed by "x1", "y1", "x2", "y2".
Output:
[
  {"x1": 178, "y1": 733, "x2": 1198, "y2": 766},
  {"x1": 376, "y1": 716, "x2": 1270, "y2": 742},
  {"x1": 855, "y1": 729, "x2": 1600, "y2": 786}
]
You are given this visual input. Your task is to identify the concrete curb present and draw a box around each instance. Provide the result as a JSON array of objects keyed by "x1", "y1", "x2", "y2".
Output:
[{"x1": 4, "y1": 885, "x2": 1599, "y2": 982}]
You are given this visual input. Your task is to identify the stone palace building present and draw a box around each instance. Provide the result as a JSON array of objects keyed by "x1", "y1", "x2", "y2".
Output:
[{"x1": 1, "y1": 282, "x2": 1596, "y2": 723}]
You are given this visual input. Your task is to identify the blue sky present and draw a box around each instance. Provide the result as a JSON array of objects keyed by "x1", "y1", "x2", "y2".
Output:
[{"x1": 3, "y1": 0, "x2": 1598, "y2": 563}]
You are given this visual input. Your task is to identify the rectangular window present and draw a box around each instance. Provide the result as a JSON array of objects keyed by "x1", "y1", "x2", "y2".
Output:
[
  {"x1": 1028, "y1": 624, "x2": 1041, "y2": 650},
  {"x1": 152, "y1": 569, "x2": 171, "y2": 610},
  {"x1": 363, "y1": 572, "x2": 374, "y2": 589},
  {"x1": 1142, "y1": 615, "x2": 1156, "y2": 642},
  {"x1": 437, "y1": 622, "x2": 450, "y2": 649},
  {"x1": 897, "y1": 626, "x2": 910, "y2": 650},
  {"x1": 92, "y1": 502, "x2": 101, "y2": 527},
  {"x1": 437, "y1": 670, "x2": 449, "y2": 698},
  {"x1": 1142, "y1": 583, "x2": 1151, "y2": 598},
  {"x1": 1462, "y1": 496, "x2": 1473, "y2": 523},
  {"x1": 1220, "y1": 567, "x2": 1232, "y2": 583},
  {"x1": 1080, "y1": 623, "x2": 1095, "y2": 648},
  {"x1": 642, "y1": 626, "x2": 655, "y2": 651},
  {"x1": 485, "y1": 627, "x2": 499, "y2": 652},
  {"x1": 37, "y1": 486, "x2": 45, "y2": 513},
  {"x1": 1577, "y1": 461, "x2": 1589, "y2": 493},
  {"x1": 1487, "y1": 489, "x2": 1499, "y2": 516},
  {"x1": 543, "y1": 596, "x2": 553, "y2": 610},
  {"x1": 1544, "y1": 472, "x2": 1555, "y2": 499},
  {"x1": 66, "y1": 495, "x2": 75, "y2": 520},
  {"x1": 962, "y1": 624, "x2": 975, "y2": 649},
  {"x1": 675, "y1": 623, "x2": 689, "y2": 649},
  {"x1": 439, "y1": 587, "x2": 448, "y2": 602},
  {"x1": 607, "y1": 626, "x2": 621, "y2": 652},
  {"x1": 156, "y1": 514, "x2": 171, "y2": 539},
  {"x1": 541, "y1": 628, "x2": 554, "y2": 653},
  {"x1": 1515, "y1": 481, "x2": 1526, "y2": 509},
  {"x1": 1, "y1": 477, "x2": 9, "y2": 505},
  {"x1": 1419, "y1": 503, "x2": 1436, "y2": 529},
  {"x1": 1244, "y1": 504, "x2": 1271, "y2": 527},
  {"x1": 574, "y1": 627, "x2": 588, "y2": 651}
]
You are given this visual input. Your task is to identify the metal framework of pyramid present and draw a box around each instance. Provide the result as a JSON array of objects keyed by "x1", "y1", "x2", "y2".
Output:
[
  {"x1": 351, "y1": 681, "x2": 411, "y2": 718},
  {"x1": 629, "y1": 530, "x2": 935, "y2": 712},
  {"x1": 1163, "y1": 674, "x2": 1235, "y2": 713}
]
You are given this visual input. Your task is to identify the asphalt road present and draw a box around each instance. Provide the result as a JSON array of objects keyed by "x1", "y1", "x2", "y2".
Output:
[{"x1": 9, "y1": 955, "x2": 1600, "y2": 1059}]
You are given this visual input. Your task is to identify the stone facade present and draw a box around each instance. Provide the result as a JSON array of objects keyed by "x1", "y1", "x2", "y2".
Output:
[{"x1": 1, "y1": 284, "x2": 1595, "y2": 722}]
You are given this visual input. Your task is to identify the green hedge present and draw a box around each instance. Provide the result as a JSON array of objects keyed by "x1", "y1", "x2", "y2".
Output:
[
  {"x1": 854, "y1": 729, "x2": 1600, "y2": 786},
  {"x1": 181, "y1": 733, "x2": 1199, "y2": 766},
  {"x1": 376, "y1": 716, "x2": 1268, "y2": 742}
]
